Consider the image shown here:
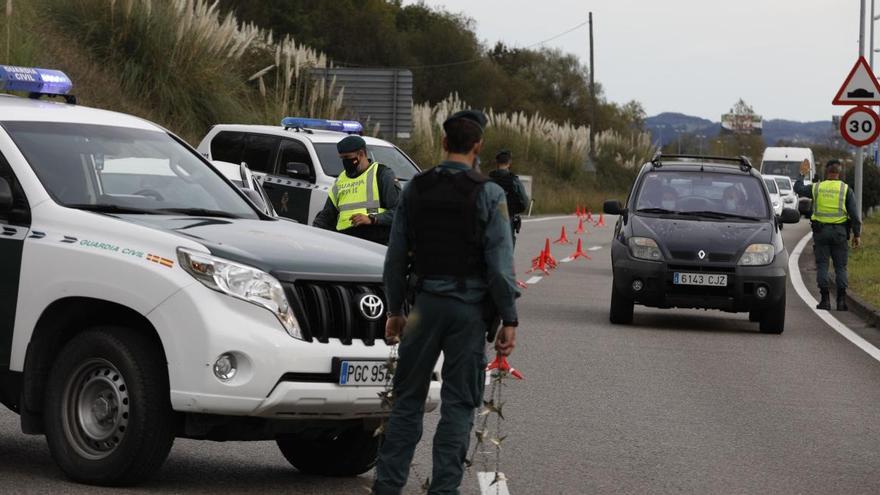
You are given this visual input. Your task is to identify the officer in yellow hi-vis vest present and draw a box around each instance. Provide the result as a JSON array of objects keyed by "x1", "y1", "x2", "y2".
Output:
[
  {"x1": 794, "y1": 159, "x2": 862, "y2": 311},
  {"x1": 313, "y1": 135, "x2": 400, "y2": 245}
]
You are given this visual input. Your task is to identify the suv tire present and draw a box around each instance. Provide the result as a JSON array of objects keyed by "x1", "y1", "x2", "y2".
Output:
[
  {"x1": 44, "y1": 326, "x2": 175, "y2": 486},
  {"x1": 759, "y1": 291, "x2": 786, "y2": 334},
  {"x1": 609, "y1": 281, "x2": 634, "y2": 324},
  {"x1": 277, "y1": 425, "x2": 378, "y2": 476}
]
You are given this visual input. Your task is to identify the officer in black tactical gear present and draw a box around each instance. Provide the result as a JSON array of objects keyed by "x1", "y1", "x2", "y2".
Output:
[
  {"x1": 373, "y1": 110, "x2": 520, "y2": 495},
  {"x1": 488, "y1": 149, "x2": 529, "y2": 247}
]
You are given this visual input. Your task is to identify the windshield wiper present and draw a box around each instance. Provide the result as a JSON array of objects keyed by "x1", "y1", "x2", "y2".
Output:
[
  {"x1": 66, "y1": 203, "x2": 162, "y2": 215},
  {"x1": 681, "y1": 210, "x2": 760, "y2": 221},
  {"x1": 636, "y1": 207, "x2": 677, "y2": 215},
  {"x1": 157, "y1": 208, "x2": 241, "y2": 219}
]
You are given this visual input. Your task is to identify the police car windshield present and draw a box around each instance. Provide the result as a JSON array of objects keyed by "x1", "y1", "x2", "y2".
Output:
[
  {"x1": 314, "y1": 143, "x2": 418, "y2": 180},
  {"x1": 635, "y1": 170, "x2": 769, "y2": 220},
  {"x1": 3, "y1": 122, "x2": 259, "y2": 219}
]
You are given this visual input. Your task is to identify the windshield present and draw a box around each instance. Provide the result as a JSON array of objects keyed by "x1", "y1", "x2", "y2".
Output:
[
  {"x1": 774, "y1": 177, "x2": 792, "y2": 192},
  {"x1": 761, "y1": 160, "x2": 804, "y2": 181},
  {"x1": 3, "y1": 122, "x2": 259, "y2": 218},
  {"x1": 635, "y1": 170, "x2": 769, "y2": 219},
  {"x1": 763, "y1": 178, "x2": 778, "y2": 194},
  {"x1": 314, "y1": 143, "x2": 419, "y2": 180}
]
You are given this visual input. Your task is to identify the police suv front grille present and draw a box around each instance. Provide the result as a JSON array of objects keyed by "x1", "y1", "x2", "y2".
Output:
[{"x1": 283, "y1": 281, "x2": 387, "y2": 345}]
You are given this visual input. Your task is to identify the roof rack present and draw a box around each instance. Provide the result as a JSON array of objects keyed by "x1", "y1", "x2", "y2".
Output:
[{"x1": 650, "y1": 153, "x2": 752, "y2": 172}]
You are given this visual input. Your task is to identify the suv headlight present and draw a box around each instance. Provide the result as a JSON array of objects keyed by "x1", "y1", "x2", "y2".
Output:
[
  {"x1": 177, "y1": 248, "x2": 303, "y2": 340},
  {"x1": 628, "y1": 237, "x2": 663, "y2": 261},
  {"x1": 738, "y1": 244, "x2": 774, "y2": 266}
]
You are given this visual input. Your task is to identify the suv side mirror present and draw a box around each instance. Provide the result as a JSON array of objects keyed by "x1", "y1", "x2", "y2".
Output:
[
  {"x1": 603, "y1": 200, "x2": 625, "y2": 216},
  {"x1": 286, "y1": 162, "x2": 311, "y2": 179},
  {"x1": 0, "y1": 178, "x2": 12, "y2": 214},
  {"x1": 780, "y1": 207, "x2": 800, "y2": 224}
]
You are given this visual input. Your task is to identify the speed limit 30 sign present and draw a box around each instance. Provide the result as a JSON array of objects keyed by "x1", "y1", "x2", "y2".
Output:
[{"x1": 840, "y1": 105, "x2": 880, "y2": 146}]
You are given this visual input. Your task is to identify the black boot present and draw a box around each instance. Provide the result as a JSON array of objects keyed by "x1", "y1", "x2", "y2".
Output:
[
  {"x1": 837, "y1": 290, "x2": 848, "y2": 311},
  {"x1": 816, "y1": 290, "x2": 831, "y2": 310}
]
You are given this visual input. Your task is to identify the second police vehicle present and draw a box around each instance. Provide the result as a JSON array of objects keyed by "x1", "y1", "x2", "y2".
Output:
[
  {"x1": 0, "y1": 66, "x2": 440, "y2": 485},
  {"x1": 604, "y1": 154, "x2": 801, "y2": 333},
  {"x1": 197, "y1": 118, "x2": 422, "y2": 224}
]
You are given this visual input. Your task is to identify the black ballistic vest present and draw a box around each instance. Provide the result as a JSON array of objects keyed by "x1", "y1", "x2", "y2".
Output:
[
  {"x1": 488, "y1": 169, "x2": 524, "y2": 216},
  {"x1": 408, "y1": 167, "x2": 488, "y2": 278}
]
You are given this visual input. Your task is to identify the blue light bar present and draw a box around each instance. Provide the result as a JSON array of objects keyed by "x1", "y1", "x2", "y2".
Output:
[
  {"x1": 0, "y1": 65, "x2": 73, "y2": 95},
  {"x1": 281, "y1": 117, "x2": 363, "y2": 134}
]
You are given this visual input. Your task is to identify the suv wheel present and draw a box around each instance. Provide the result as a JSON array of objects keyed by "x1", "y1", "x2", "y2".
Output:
[
  {"x1": 759, "y1": 291, "x2": 786, "y2": 334},
  {"x1": 44, "y1": 326, "x2": 175, "y2": 485},
  {"x1": 276, "y1": 424, "x2": 378, "y2": 476},
  {"x1": 609, "y1": 281, "x2": 634, "y2": 324}
]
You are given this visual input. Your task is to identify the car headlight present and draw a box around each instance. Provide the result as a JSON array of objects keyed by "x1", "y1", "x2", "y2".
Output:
[
  {"x1": 628, "y1": 237, "x2": 663, "y2": 261},
  {"x1": 177, "y1": 248, "x2": 303, "y2": 340},
  {"x1": 738, "y1": 244, "x2": 774, "y2": 266}
]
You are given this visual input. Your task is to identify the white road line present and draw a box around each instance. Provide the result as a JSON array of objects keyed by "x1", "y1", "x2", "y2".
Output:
[
  {"x1": 478, "y1": 472, "x2": 511, "y2": 495},
  {"x1": 560, "y1": 257, "x2": 574, "y2": 263},
  {"x1": 525, "y1": 276, "x2": 543, "y2": 284},
  {"x1": 790, "y1": 232, "x2": 880, "y2": 363},
  {"x1": 522, "y1": 215, "x2": 572, "y2": 223},
  {"x1": 587, "y1": 246, "x2": 603, "y2": 251}
]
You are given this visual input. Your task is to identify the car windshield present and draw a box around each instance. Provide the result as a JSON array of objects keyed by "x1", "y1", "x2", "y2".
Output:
[
  {"x1": 763, "y1": 178, "x2": 779, "y2": 194},
  {"x1": 3, "y1": 121, "x2": 259, "y2": 218},
  {"x1": 314, "y1": 143, "x2": 419, "y2": 180},
  {"x1": 761, "y1": 160, "x2": 803, "y2": 181},
  {"x1": 635, "y1": 170, "x2": 769, "y2": 219},
  {"x1": 774, "y1": 177, "x2": 792, "y2": 192}
]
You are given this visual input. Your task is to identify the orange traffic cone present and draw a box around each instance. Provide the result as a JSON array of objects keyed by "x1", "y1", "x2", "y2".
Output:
[
  {"x1": 574, "y1": 217, "x2": 586, "y2": 234},
  {"x1": 571, "y1": 237, "x2": 592, "y2": 260},
  {"x1": 553, "y1": 225, "x2": 572, "y2": 244},
  {"x1": 527, "y1": 246, "x2": 549, "y2": 275},
  {"x1": 543, "y1": 238, "x2": 558, "y2": 269},
  {"x1": 595, "y1": 212, "x2": 606, "y2": 227},
  {"x1": 574, "y1": 204, "x2": 581, "y2": 217},
  {"x1": 586, "y1": 208, "x2": 594, "y2": 222}
]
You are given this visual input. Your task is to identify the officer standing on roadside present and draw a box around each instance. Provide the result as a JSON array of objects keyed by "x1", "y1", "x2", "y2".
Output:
[
  {"x1": 313, "y1": 135, "x2": 400, "y2": 245},
  {"x1": 489, "y1": 150, "x2": 529, "y2": 247},
  {"x1": 794, "y1": 159, "x2": 861, "y2": 311},
  {"x1": 373, "y1": 110, "x2": 520, "y2": 495}
]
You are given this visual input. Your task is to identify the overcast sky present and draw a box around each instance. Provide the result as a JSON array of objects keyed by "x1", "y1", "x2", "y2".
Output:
[{"x1": 414, "y1": 0, "x2": 862, "y2": 122}]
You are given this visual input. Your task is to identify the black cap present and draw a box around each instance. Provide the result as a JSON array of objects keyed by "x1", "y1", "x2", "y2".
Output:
[
  {"x1": 442, "y1": 109, "x2": 488, "y2": 133},
  {"x1": 496, "y1": 149, "x2": 512, "y2": 163},
  {"x1": 336, "y1": 135, "x2": 367, "y2": 154}
]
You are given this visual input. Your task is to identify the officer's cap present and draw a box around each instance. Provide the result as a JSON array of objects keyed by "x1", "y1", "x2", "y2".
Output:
[
  {"x1": 337, "y1": 135, "x2": 367, "y2": 154},
  {"x1": 496, "y1": 149, "x2": 512, "y2": 163},
  {"x1": 442, "y1": 110, "x2": 488, "y2": 133}
]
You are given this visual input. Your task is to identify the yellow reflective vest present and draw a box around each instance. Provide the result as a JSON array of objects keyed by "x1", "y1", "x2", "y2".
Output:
[
  {"x1": 811, "y1": 180, "x2": 849, "y2": 225},
  {"x1": 329, "y1": 162, "x2": 385, "y2": 231}
]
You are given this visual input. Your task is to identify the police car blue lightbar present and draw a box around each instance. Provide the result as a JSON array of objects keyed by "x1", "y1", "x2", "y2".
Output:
[
  {"x1": 0, "y1": 65, "x2": 73, "y2": 95},
  {"x1": 281, "y1": 117, "x2": 363, "y2": 134}
]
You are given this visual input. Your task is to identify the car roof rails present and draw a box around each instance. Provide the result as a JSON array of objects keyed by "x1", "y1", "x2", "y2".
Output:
[{"x1": 650, "y1": 153, "x2": 752, "y2": 172}]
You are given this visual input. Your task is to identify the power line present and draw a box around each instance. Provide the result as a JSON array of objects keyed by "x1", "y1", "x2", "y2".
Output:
[{"x1": 333, "y1": 19, "x2": 589, "y2": 70}]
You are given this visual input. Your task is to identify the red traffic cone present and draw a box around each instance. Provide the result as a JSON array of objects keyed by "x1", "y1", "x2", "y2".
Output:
[
  {"x1": 586, "y1": 208, "x2": 594, "y2": 222},
  {"x1": 574, "y1": 204, "x2": 581, "y2": 217},
  {"x1": 543, "y1": 238, "x2": 558, "y2": 269},
  {"x1": 595, "y1": 212, "x2": 606, "y2": 227},
  {"x1": 527, "y1": 246, "x2": 549, "y2": 275},
  {"x1": 571, "y1": 237, "x2": 592, "y2": 260},
  {"x1": 487, "y1": 354, "x2": 524, "y2": 379},
  {"x1": 553, "y1": 225, "x2": 572, "y2": 244},
  {"x1": 516, "y1": 280, "x2": 529, "y2": 289},
  {"x1": 574, "y1": 217, "x2": 586, "y2": 234}
]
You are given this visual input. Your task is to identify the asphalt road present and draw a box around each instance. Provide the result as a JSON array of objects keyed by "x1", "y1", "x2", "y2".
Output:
[{"x1": 3, "y1": 215, "x2": 880, "y2": 494}]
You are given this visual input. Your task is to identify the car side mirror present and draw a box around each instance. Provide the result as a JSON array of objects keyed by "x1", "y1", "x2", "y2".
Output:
[
  {"x1": 780, "y1": 208, "x2": 800, "y2": 224},
  {"x1": 0, "y1": 178, "x2": 12, "y2": 214},
  {"x1": 286, "y1": 162, "x2": 311, "y2": 178},
  {"x1": 603, "y1": 199, "x2": 625, "y2": 216}
]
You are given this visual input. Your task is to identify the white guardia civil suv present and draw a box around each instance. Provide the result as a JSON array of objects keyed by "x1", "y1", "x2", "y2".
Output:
[{"x1": 0, "y1": 66, "x2": 439, "y2": 486}]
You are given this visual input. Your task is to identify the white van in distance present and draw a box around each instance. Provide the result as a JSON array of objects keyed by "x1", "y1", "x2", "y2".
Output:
[{"x1": 759, "y1": 147, "x2": 815, "y2": 216}]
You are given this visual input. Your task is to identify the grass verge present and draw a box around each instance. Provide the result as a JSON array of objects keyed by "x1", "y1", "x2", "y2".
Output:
[{"x1": 848, "y1": 214, "x2": 880, "y2": 308}]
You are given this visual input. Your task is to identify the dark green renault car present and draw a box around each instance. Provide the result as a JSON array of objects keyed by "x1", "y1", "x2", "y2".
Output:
[{"x1": 603, "y1": 154, "x2": 801, "y2": 333}]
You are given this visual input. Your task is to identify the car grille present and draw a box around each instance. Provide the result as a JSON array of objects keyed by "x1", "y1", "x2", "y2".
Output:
[
  {"x1": 283, "y1": 281, "x2": 388, "y2": 345},
  {"x1": 669, "y1": 251, "x2": 735, "y2": 263}
]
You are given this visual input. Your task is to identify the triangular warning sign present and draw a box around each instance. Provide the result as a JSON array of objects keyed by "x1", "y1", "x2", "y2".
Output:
[{"x1": 833, "y1": 56, "x2": 880, "y2": 105}]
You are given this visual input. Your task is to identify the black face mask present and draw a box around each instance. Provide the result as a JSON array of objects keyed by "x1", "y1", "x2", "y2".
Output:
[{"x1": 342, "y1": 157, "x2": 360, "y2": 176}]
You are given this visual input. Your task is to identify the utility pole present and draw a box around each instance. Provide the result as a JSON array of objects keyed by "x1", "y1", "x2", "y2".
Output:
[
  {"x1": 589, "y1": 12, "x2": 597, "y2": 159},
  {"x1": 857, "y1": 0, "x2": 866, "y2": 215}
]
